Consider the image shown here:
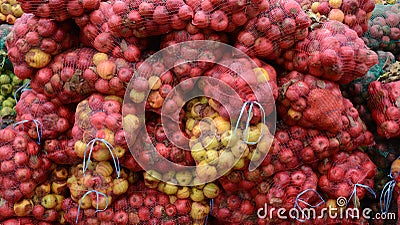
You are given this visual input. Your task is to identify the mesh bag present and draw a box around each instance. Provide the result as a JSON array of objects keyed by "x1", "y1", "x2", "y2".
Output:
[
  {"x1": 6, "y1": 14, "x2": 80, "y2": 80},
  {"x1": 212, "y1": 166, "x2": 320, "y2": 224},
  {"x1": 259, "y1": 122, "x2": 340, "y2": 178},
  {"x1": 367, "y1": 68, "x2": 400, "y2": 138},
  {"x1": 145, "y1": 112, "x2": 194, "y2": 167},
  {"x1": 29, "y1": 48, "x2": 97, "y2": 104},
  {"x1": 307, "y1": 0, "x2": 375, "y2": 37},
  {"x1": 143, "y1": 169, "x2": 221, "y2": 203},
  {"x1": 217, "y1": 161, "x2": 271, "y2": 193},
  {"x1": 63, "y1": 180, "x2": 210, "y2": 225},
  {"x1": 160, "y1": 29, "x2": 229, "y2": 82},
  {"x1": 233, "y1": 0, "x2": 312, "y2": 61},
  {"x1": 19, "y1": 0, "x2": 102, "y2": 22},
  {"x1": 362, "y1": 4, "x2": 400, "y2": 56},
  {"x1": 0, "y1": 166, "x2": 71, "y2": 223},
  {"x1": 342, "y1": 51, "x2": 395, "y2": 129},
  {"x1": 80, "y1": 52, "x2": 137, "y2": 97},
  {"x1": 0, "y1": 218, "x2": 54, "y2": 224},
  {"x1": 0, "y1": 125, "x2": 53, "y2": 206},
  {"x1": 318, "y1": 150, "x2": 376, "y2": 202},
  {"x1": 187, "y1": 0, "x2": 269, "y2": 33},
  {"x1": 98, "y1": 0, "x2": 193, "y2": 38},
  {"x1": 202, "y1": 57, "x2": 278, "y2": 118},
  {"x1": 277, "y1": 20, "x2": 378, "y2": 85},
  {"x1": 278, "y1": 71, "x2": 345, "y2": 133},
  {"x1": 183, "y1": 96, "x2": 274, "y2": 176},
  {"x1": 0, "y1": 24, "x2": 14, "y2": 71},
  {"x1": 74, "y1": 2, "x2": 149, "y2": 60},
  {"x1": 15, "y1": 89, "x2": 75, "y2": 140},
  {"x1": 277, "y1": 71, "x2": 376, "y2": 147},
  {"x1": 72, "y1": 93, "x2": 137, "y2": 171},
  {"x1": 66, "y1": 161, "x2": 138, "y2": 211},
  {"x1": 125, "y1": 46, "x2": 277, "y2": 182},
  {"x1": 44, "y1": 131, "x2": 81, "y2": 165},
  {"x1": 343, "y1": 51, "x2": 395, "y2": 106}
]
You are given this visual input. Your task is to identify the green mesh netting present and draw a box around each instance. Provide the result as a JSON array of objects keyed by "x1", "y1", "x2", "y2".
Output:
[
  {"x1": 343, "y1": 51, "x2": 395, "y2": 105},
  {"x1": 362, "y1": 4, "x2": 400, "y2": 56},
  {"x1": 0, "y1": 24, "x2": 13, "y2": 71}
]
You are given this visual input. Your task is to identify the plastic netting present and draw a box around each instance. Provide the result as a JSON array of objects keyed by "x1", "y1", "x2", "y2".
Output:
[
  {"x1": 212, "y1": 166, "x2": 320, "y2": 224},
  {"x1": 318, "y1": 150, "x2": 376, "y2": 201},
  {"x1": 81, "y1": 53, "x2": 137, "y2": 97},
  {"x1": 72, "y1": 93, "x2": 138, "y2": 172},
  {"x1": 362, "y1": 4, "x2": 400, "y2": 57},
  {"x1": 234, "y1": 0, "x2": 312, "y2": 61},
  {"x1": 278, "y1": 71, "x2": 345, "y2": 133},
  {"x1": 217, "y1": 160, "x2": 273, "y2": 193},
  {"x1": 124, "y1": 49, "x2": 277, "y2": 180},
  {"x1": 19, "y1": 0, "x2": 103, "y2": 22},
  {"x1": 259, "y1": 123, "x2": 338, "y2": 176},
  {"x1": 74, "y1": 2, "x2": 151, "y2": 60},
  {"x1": 29, "y1": 48, "x2": 97, "y2": 104},
  {"x1": 63, "y1": 180, "x2": 210, "y2": 225},
  {"x1": 143, "y1": 170, "x2": 221, "y2": 203},
  {"x1": 301, "y1": 0, "x2": 375, "y2": 37},
  {"x1": 43, "y1": 131, "x2": 81, "y2": 165},
  {"x1": 145, "y1": 112, "x2": 193, "y2": 167},
  {"x1": 368, "y1": 78, "x2": 400, "y2": 139},
  {"x1": 66, "y1": 161, "x2": 138, "y2": 211},
  {"x1": 74, "y1": 0, "x2": 268, "y2": 41},
  {"x1": 342, "y1": 51, "x2": 396, "y2": 129},
  {"x1": 0, "y1": 125, "x2": 53, "y2": 207},
  {"x1": 0, "y1": 24, "x2": 14, "y2": 71},
  {"x1": 6, "y1": 14, "x2": 80, "y2": 80},
  {"x1": 343, "y1": 51, "x2": 395, "y2": 106},
  {"x1": 277, "y1": 71, "x2": 376, "y2": 148},
  {"x1": 277, "y1": 20, "x2": 379, "y2": 84},
  {"x1": 0, "y1": 166, "x2": 72, "y2": 223},
  {"x1": 0, "y1": 218, "x2": 54, "y2": 224},
  {"x1": 15, "y1": 89, "x2": 75, "y2": 140},
  {"x1": 160, "y1": 29, "x2": 229, "y2": 81}
]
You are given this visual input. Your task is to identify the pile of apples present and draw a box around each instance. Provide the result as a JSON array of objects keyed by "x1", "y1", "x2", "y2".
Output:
[
  {"x1": 362, "y1": 4, "x2": 400, "y2": 58},
  {"x1": 317, "y1": 150, "x2": 376, "y2": 203},
  {"x1": 234, "y1": 0, "x2": 312, "y2": 61},
  {"x1": 0, "y1": 0, "x2": 23, "y2": 24},
  {"x1": 2, "y1": 0, "x2": 393, "y2": 223},
  {"x1": 307, "y1": 0, "x2": 375, "y2": 37},
  {"x1": 278, "y1": 20, "x2": 378, "y2": 84},
  {"x1": 62, "y1": 180, "x2": 211, "y2": 225},
  {"x1": 277, "y1": 71, "x2": 375, "y2": 151},
  {"x1": 29, "y1": 48, "x2": 96, "y2": 104},
  {"x1": 6, "y1": 14, "x2": 79, "y2": 80},
  {"x1": 368, "y1": 78, "x2": 400, "y2": 138},
  {"x1": 66, "y1": 161, "x2": 136, "y2": 210},
  {"x1": 212, "y1": 165, "x2": 319, "y2": 224},
  {"x1": 0, "y1": 69, "x2": 29, "y2": 127},
  {"x1": 0, "y1": 126, "x2": 54, "y2": 220},
  {"x1": 16, "y1": 89, "x2": 75, "y2": 140}
]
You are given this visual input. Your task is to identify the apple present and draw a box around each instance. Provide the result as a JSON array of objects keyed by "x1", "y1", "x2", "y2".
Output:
[
  {"x1": 13, "y1": 199, "x2": 33, "y2": 217},
  {"x1": 114, "y1": 211, "x2": 129, "y2": 225},
  {"x1": 165, "y1": 204, "x2": 177, "y2": 217}
]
